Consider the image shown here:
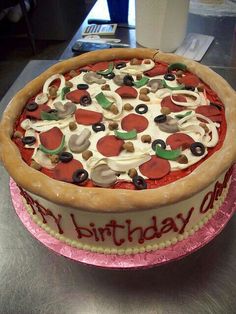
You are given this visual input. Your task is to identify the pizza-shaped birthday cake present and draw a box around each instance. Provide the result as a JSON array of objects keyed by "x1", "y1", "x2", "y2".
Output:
[{"x1": 0, "y1": 48, "x2": 236, "y2": 255}]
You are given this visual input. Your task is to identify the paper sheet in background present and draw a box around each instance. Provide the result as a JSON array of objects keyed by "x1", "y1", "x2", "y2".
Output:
[{"x1": 175, "y1": 33, "x2": 214, "y2": 61}]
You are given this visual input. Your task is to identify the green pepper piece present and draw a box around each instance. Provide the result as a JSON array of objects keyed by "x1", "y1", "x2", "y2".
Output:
[
  {"x1": 41, "y1": 111, "x2": 59, "y2": 121},
  {"x1": 175, "y1": 111, "x2": 192, "y2": 119},
  {"x1": 163, "y1": 80, "x2": 184, "y2": 90},
  {"x1": 155, "y1": 145, "x2": 181, "y2": 161},
  {"x1": 114, "y1": 129, "x2": 137, "y2": 140},
  {"x1": 61, "y1": 86, "x2": 70, "y2": 100},
  {"x1": 39, "y1": 135, "x2": 65, "y2": 155},
  {"x1": 168, "y1": 63, "x2": 187, "y2": 72},
  {"x1": 97, "y1": 62, "x2": 114, "y2": 75},
  {"x1": 133, "y1": 76, "x2": 150, "y2": 88},
  {"x1": 95, "y1": 92, "x2": 113, "y2": 109}
]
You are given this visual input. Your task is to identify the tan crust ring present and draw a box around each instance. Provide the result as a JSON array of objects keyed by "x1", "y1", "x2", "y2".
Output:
[{"x1": 0, "y1": 48, "x2": 236, "y2": 213}]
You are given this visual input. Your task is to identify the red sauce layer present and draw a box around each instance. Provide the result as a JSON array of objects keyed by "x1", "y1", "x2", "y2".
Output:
[{"x1": 13, "y1": 61, "x2": 227, "y2": 190}]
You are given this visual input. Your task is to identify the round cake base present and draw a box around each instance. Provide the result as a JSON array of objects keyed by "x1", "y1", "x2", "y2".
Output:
[{"x1": 10, "y1": 168, "x2": 236, "y2": 269}]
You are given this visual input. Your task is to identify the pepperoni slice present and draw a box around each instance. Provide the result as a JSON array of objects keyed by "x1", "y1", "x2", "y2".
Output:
[
  {"x1": 90, "y1": 62, "x2": 110, "y2": 72},
  {"x1": 48, "y1": 79, "x2": 61, "y2": 88},
  {"x1": 177, "y1": 73, "x2": 200, "y2": 87},
  {"x1": 139, "y1": 155, "x2": 170, "y2": 179},
  {"x1": 26, "y1": 104, "x2": 51, "y2": 120},
  {"x1": 66, "y1": 89, "x2": 89, "y2": 103},
  {"x1": 53, "y1": 159, "x2": 83, "y2": 183},
  {"x1": 206, "y1": 115, "x2": 222, "y2": 123},
  {"x1": 39, "y1": 127, "x2": 63, "y2": 150},
  {"x1": 204, "y1": 84, "x2": 214, "y2": 95},
  {"x1": 115, "y1": 86, "x2": 138, "y2": 98},
  {"x1": 166, "y1": 133, "x2": 195, "y2": 150},
  {"x1": 75, "y1": 108, "x2": 103, "y2": 125},
  {"x1": 161, "y1": 95, "x2": 186, "y2": 113},
  {"x1": 121, "y1": 113, "x2": 148, "y2": 133},
  {"x1": 15, "y1": 111, "x2": 27, "y2": 133},
  {"x1": 196, "y1": 105, "x2": 222, "y2": 122},
  {"x1": 97, "y1": 135, "x2": 124, "y2": 157},
  {"x1": 144, "y1": 63, "x2": 168, "y2": 76},
  {"x1": 203, "y1": 84, "x2": 221, "y2": 103},
  {"x1": 13, "y1": 138, "x2": 34, "y2": 165}
]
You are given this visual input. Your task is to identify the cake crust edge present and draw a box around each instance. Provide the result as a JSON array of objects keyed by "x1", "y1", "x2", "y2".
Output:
[{"x1": 0, "y1": 48, "x2": 236, "y2": 212}]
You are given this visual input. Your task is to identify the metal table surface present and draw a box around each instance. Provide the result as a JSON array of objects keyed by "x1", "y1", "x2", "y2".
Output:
[
  {"x1": 0, "y1": 59, "x2": 236, "y2": 314},
  {"x1": 1, "y1": 1, "x2": 236, "y2": 312},
  {"x1": 60, "y1": 0, "x2": 236, "y2": 70}
]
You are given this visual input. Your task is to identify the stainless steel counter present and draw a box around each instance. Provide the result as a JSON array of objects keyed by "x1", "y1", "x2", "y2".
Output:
[
  {"x1": 60, "y1": 0, "x2": 236, "y2": 69},
  {"x1": 0, "y1": 0, "x2": 236, "y2": 311},
  {"x1": 0, "y1": 59, "x2": 235, "y2": 314}
]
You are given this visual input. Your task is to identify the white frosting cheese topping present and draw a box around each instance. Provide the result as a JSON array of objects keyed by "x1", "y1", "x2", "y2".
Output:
[{"x1": 17, "y1": 59, "x2": 224, "y2": 188}]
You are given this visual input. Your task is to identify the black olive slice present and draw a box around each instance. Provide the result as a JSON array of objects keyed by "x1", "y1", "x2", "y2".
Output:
[
  {"x1": 190, "y1": 142, "x2": 205, "y2": 156},
  {"x1": 92, "y1": 123, "x2": 105, "y2": 133},
  {"x1": 185, "y1": 85, "x2": 195, "y2": 91},
  {"x1": 77, "y1": 83, "x2": 89, "y2": 90},
  {"x1": 80, "y1": 95, "x2": 92, "y2": 106},
  {"x1": 132, "y1": 175, "x2": 147, "y2": 190},
  {"x1": 26, "y1": 102, "x2": 38, "y2": 112},
  {"x1": 104, "y1": 72, "x2": 115, "y2": 79},
  {"x1": 154, "y1": 114, "x2": 167, "y2": 123},
  {"x1": 22, "y1": 136, "x2": 36, "y2": 146},
  {"x1": 72, "y1": 169, "x2": 88, "y2": 184},
  {"x1": 152, "y1": 139, "x2": 166, "y2": 151},
  {"x1": 135, "y1": 104, "x2": 148, "y2": 114},
  {"x1": 123, "y1": 75, "x2": 134, "y2": 86},
  {"x1": 164, "y1": 73, "x2": 175, "y2": 81},
  {"x1": 59, "y1": 152, "x2": 73, "y2": 163},
  {"x1": 115, "y1": 62, "x2": 126, "y2": 69}
]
